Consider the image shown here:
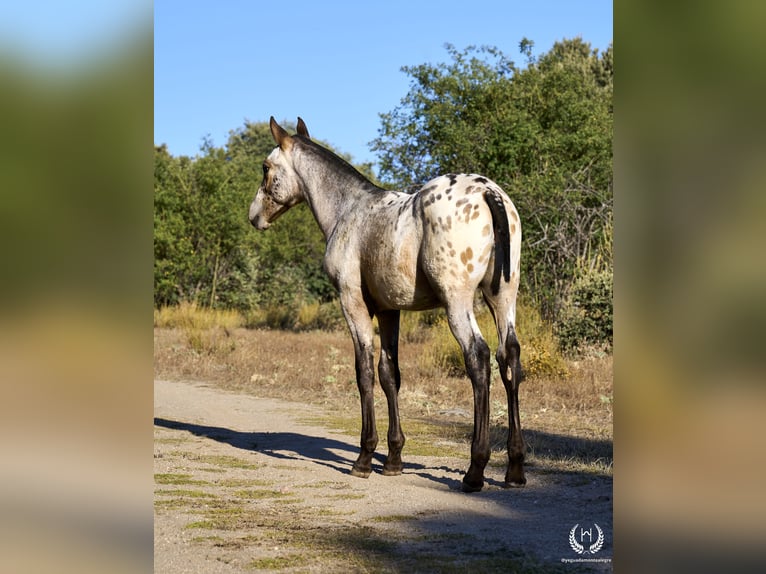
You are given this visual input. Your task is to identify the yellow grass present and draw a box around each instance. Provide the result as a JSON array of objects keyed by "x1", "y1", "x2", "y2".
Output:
[{"x1": 154, "y1": 301, "x2": 242, "y2": 331}]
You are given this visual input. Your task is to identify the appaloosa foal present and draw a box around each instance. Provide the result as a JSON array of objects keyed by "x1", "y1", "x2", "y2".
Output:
[{"x1": 249, "y1": 117, "x2": 525, "y2": 492}]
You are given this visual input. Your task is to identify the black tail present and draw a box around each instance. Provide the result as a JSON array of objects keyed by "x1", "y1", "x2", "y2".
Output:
[{"x1": 483, "y1": 189, "x2": 511, "y2": 296}]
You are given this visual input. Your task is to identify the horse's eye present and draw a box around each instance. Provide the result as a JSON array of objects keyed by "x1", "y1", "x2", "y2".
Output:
[{"x1": 262, "y1": 164, "x2": 269, "y2": 178}]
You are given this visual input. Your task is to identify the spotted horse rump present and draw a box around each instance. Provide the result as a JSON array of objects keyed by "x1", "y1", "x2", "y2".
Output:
[{"x1": 249, "y1": 117, "x2": 525, "y2": 492}]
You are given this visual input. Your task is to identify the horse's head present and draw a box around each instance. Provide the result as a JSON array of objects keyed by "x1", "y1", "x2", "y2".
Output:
[{"x1": 249, "y1": 117, "x2": 310, "y2": 230}]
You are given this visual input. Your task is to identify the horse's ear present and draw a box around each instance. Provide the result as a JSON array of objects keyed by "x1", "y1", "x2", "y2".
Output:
[
  {"x1": 296, "y1": 117, "x2": 310, "y2": 138},
  {"x1": 269, "y1": 116, "x2": 292, "y2": 149}
]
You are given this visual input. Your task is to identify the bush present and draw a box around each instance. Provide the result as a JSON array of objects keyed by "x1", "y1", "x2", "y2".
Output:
[
  {"x1": 242, "y1": 299, "x2": 344, "y2": 331},
  {"x1": 416, "y1": 300, "x2": 567, "y2": 380},
  {"x1": 516, "y1": 298, "x2": 569, "y2": 378},
  {"x1": 555, "y1": 267, "x2": 613, "y2": 352}
]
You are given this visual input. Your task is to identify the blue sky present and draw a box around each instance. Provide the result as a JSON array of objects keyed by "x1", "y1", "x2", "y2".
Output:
[{"x1": 156, "y1": 1, "x2": 612, "y2": 168}]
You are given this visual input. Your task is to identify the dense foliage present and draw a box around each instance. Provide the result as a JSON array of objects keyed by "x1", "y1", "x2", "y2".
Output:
[
  {"x1": 372, "y1": 38, "x2": 613, "y2": 320},
  {"x1": 555, "y1": 266, "x2": 613, "y2": 352},
  {"x1": 154, "y1": 38, "x2": 613, "y2": 350}
]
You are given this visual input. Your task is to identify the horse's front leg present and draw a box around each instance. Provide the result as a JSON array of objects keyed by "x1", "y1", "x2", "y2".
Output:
[
  {"x1": 377, "y1": 310, "x2": 405, "y2": 475},
  {"x1": 340, "y1": 293, "x2": 378, "y2": 478}
]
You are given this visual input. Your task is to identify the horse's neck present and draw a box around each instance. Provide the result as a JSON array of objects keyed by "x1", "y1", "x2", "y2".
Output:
[{"x1": 295, "y1": 155, "x2": 370, "y2": 241}]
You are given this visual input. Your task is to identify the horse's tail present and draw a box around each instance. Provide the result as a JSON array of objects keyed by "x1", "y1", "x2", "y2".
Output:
[{"x1": 483, "y1": 189, "x2": 511, "y2": 296}]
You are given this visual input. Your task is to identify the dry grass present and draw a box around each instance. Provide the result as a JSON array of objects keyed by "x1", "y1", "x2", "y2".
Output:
[
  {"x1": 154, "y1": 307, "x2": 612, "y2": 475},
  {"x1": 154, "y1": 301, "x2": 242, "y2": 331}
]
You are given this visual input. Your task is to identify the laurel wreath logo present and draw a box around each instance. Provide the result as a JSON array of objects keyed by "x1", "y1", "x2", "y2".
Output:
[{"x1": 569, "y1": 523, "x2": 604, "y2": 555}]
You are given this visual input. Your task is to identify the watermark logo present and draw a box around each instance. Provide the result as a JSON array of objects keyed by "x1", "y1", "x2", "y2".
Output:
[{"x1": 568, "y1": 523, "x2": 605, "y2": 555}]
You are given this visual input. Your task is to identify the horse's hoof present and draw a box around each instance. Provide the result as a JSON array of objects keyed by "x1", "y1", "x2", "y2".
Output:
[
  {"x1": 461, "y1": 478, "x2": 484, "y2": 493},
  {"x1": 381, "y1": 465, "x2": 402, "y2": 476},
  {"x1": 504, "y1": 473, "x2": 527, "y2": 488},
  {"x1": 350, "y1": 466, "x2": 371, "y2": 479}
]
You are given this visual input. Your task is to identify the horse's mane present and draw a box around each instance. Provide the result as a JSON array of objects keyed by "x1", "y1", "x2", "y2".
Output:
[{"x1": 294, "y1": 136, "x2": 382, "y2": 192}]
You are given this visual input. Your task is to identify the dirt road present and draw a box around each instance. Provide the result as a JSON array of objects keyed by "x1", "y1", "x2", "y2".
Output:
[{"x1": 154, "y1": 379, "x2": 612, "y2": 572}]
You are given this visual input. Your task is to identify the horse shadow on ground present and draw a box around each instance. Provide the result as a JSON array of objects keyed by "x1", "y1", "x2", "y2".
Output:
[
  {"x1": 154, "y1": 417, "x2": 452, "y2": 482},
  {"x1": 154, "y1": 417, "x2": 612, "y2": 490}
]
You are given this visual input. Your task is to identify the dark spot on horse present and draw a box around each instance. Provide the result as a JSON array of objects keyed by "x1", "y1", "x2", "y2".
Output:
[
  {"x1": 511, "y1": 223, "x2": 516, "y2": 233},
  {"x1": 448, "y1": 173, "x2": 458, "y2": 186},
  {"x1": 436, "y1": 194, "x2": 442, "y2": 201},
  {"x1": 455, "y1": 198, "x2": 469, "y2": 207},
  {"x1": 474, "y1": 176, "x2": 488, "y2": 184}
]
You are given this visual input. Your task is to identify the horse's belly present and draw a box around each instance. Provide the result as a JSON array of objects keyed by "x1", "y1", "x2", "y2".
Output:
[
  {"x1": 375, "y1": 281, "x2": 440, "y2": 311},
  {"x1": 362, "y1": 256, "x2": 439, "y2": 311}
]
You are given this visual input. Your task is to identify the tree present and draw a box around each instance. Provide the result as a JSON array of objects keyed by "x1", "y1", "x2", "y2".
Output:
[
  {"x1": 154, "y1": 141, "x2": 256, "y2": 309},
  {"x1": 371, "y1": 39, "x2": 613, "y2": 318}
]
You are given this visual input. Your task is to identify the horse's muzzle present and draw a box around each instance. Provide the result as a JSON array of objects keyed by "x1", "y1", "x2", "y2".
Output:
[
  {"x1": 249, "y1": 201, "x2": 270, "y2": 230},
  {"x1": 249, "y1": 216, "x2": 270, "y2": 230}
]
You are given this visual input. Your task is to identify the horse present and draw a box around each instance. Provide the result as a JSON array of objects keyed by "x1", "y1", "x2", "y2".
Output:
[{"x1": 249, "y1": 117, "x2": 525, "y2": 492}]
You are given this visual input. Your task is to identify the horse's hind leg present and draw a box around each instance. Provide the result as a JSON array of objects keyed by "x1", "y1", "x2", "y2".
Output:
[
  {"x1": 377, "y1": 310, "x2": 406, "y2": 475},
  {"x1": 483, "y1": 288, "x2": 527, "y2": 487},
  {"x1": 499, "y1": 324, "x2": 526, "y2": 487},
  {"x1": 445, "y1": 299, "x2": 492, "y2": 493}
]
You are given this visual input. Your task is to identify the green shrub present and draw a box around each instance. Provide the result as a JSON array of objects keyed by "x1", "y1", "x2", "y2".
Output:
[{"x1": 555, "y1": 267, "x2": 613, "y2": 352}]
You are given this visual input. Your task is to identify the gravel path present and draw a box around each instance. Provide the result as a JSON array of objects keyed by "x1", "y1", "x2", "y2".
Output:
[{"x1": 154, "y1": 379, "x2": 612, "y2": 572}]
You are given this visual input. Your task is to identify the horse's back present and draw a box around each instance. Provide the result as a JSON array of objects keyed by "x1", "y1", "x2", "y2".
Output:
[{"x1": 350, "y1": 174, "x2": 519, "y2": 311}]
